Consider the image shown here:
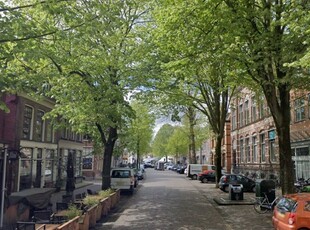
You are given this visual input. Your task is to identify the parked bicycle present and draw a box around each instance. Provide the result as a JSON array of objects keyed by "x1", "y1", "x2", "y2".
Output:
[{"x1": 253, "y1": 190, "x2": 279, "y2": 214}]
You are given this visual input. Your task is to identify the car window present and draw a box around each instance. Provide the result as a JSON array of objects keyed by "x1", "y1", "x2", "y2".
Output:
[
  {"x1": 112, "y1": 170, "x2": 131, "y2": 178},
  {"x1": 276, "y1": 198, "x2": 296, "y2": 212},
  {"x1": 304, "y1": 201, "x2": 310, "y2": 211}
]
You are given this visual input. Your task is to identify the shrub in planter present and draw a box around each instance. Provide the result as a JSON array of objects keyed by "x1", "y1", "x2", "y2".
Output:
[
  {"x1": 82, "y1": 196, "x2": 99, "y2": 207},
  {"x1": 66, "y1": 204, "x2": 82, "y2": 220},
  {"x1": 98, "y1": 188, "x2": 114, "y2": 199}
]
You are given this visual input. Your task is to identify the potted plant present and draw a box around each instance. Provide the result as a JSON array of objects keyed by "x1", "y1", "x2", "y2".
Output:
[
  {"x1": 82, "y1": 196, "x2": 99, "y2": 228},
  {"x1": 66, "y1": 204, "x2": 82, "y2": 220},
  {"x1": 97, "y1": 189, "x2": 113, "y2": 217}
]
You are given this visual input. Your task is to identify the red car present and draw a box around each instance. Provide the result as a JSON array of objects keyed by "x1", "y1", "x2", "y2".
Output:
[
  {"x1": 198, "y1": 170, "x2": 216, "y2": 183},
  {"x1": 272, "y1": 193, "x2": 310, "y2": 230}
]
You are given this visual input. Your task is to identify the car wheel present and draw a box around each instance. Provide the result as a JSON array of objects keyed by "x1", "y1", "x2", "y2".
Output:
[
  {"x1": 224, "y1": 186, "x2": 229, "y2": 193},
  {"x1": 202, "y1": 178, "x2": 208, "y2": 183},
  {"x1": 192, "y1": 175, "x2": 197, "y2": 180}
]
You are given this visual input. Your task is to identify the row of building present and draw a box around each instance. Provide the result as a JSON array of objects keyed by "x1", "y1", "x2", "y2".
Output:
[
  {"x1": 1, "y1": 88, "x2": 310, "y2": 197},
  {"x1": 194, "y1": 89, "x2": 310, "y2": 183}
]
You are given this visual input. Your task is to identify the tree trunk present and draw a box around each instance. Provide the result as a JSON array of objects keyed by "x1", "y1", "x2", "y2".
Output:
[
  {"x1": 215, "y1": 134, "x2": 223, "y2": 184},
  {"x1": 188, "y1": 107, "x2": 196, "y2": 164},
  {"x1": 101, "y1": 126, "x2": 118, "y2": 190},
  {"x1": 264, "y1": 85, "x2": 295, "y2": 194},
  {"x1": 276, "y1": 122, "x2": 294, "y2": 194}
]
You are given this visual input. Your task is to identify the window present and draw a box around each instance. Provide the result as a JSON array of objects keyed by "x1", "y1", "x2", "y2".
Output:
[
  {"x1": 20, "y1": 148, "x2": 33, "y2": 190},
  {"x1": 251, "y1": 97, "x2": 257, "y2": 122},
  {"x1": 82, "y1": 156, "x2": 93, "y2": 170},
  {"x1": 231, "y1": 108, "x2": 236, "y2": 130},
  {"x1": 269, "y1": 130, "x2": 276, "y2": 162},
  {"x1": 258, "y1": 96, "x2": 265, "y2": 119},
  {"x1": 239, "y1": 104, "x2": 243, "y2": 127},
  {"x1": 23, "y1": 106, "x2": 33, "y2": 139},
  {"x1": 260, "y1": 133, "x2": 266, "y2": 162},
  {"x1": 45, "y1": 121, "x2": 53, "y2": 142},
  {"x1": 244, "y1": 101, "x2": 250, "y2": 125},
  {"x1": 240, "y1": 139, "x2": 244, "y2": 163},
  {"x1": 296, "y1": 147, "x2": 309, "y2": 156},
  {"x1": 294, "y1": 98, "x2": 305, "y2": 122},
  {"x1": 44, "y1": 149, "x2": 54, "y2": 184},
  {"x1": 252, "y1": 136, "x2": 257, "y2": 162},
  {"x1": 245, "y1": 137, "x2": 250, "y2": 162},
  {"x1": 270, "y1": 141, "x2": 276, "y2": 162},
  {"x1": 35, "y1": 110, "x2": 45, "y2": 141}
]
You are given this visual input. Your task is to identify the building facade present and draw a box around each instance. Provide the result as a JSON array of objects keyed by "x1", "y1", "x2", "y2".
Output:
[
  {"x1": 0, "y1": 93, "x2": 85, "y2": 195},
  {"x1": 230, "y1": 88, "x2": 310, "y2": 182}
]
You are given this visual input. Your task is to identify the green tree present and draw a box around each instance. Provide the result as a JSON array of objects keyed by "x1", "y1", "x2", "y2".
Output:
[
  {"x1": 146, "y1": 0, "x2": 236, "y2": 183},
  {"x1": 166, "y1": 126, "x2": 189, "y2": 162},
  {"x1": 215, "y1": 0, "x2": 310, "y2": 194},
  {"x1": 2, "y1": 0, "x2": 150, "y2": 189},
  {"x1": 152, "y1": 124, "x2": 174, "y2": 161},
  {"x1": 123, "y1": 100, "x2": 155, "y2": 168}
]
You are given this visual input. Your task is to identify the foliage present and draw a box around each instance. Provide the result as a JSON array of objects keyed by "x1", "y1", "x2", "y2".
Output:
[
  {"x1": 166, "y1": 126, "x2": 189, "y2": 160},
  {"x1": 66, "y1": 204, "x2": 82, "y2": 219},
  {"x1": 83, "y1": 196, "x2": 99, "y2": 207},
  {"x1": 1, "y1": 0, "x2": 152, "y2": 189},
  {"x1": 122, "y1": 100, "x2": 155, "y2": 158},
  {"x1": 98, "y1": 188, "x2": 115, "y2": 199},
  {"x1": 152, "y1": 124, "x2": 174, "y2": 158}
]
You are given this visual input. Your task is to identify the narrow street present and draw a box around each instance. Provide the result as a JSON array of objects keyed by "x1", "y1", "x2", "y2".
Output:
[{"x1": 95, "y1": 169, "x2": 273, "y2": 230}]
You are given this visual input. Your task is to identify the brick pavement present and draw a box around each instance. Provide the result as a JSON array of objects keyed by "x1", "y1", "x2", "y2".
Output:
[{"x1": 188, "y1": 179, "x2": 278, "y2": 230}]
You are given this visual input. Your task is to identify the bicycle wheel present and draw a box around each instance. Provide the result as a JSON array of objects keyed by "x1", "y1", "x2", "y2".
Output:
[{"x1": 254, "y1": 202, "x2": 268, "y2": 214}]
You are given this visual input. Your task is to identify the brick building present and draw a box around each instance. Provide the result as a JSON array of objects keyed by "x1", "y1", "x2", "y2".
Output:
[
  {"x1": 0, "y1": 93, "x2": 85, "y2": 195},
  {"x1": 230, "y1": 88, "x2": 310, "y2": 182}
]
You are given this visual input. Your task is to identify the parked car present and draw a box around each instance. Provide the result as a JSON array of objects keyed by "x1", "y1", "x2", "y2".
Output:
[
  {"x1": 219, "y1": 174, "x2": 256, "y2": 192},
  {"x1": 177, "y1": 165, "x2": 187, "y2": 174},
  {"x1": 110, "y1": 168, "x2": 136, "y2": 194},
  {"x1": 272, "y1": 193, "x2": 310, "y2": 230},
  {"x1": 186, "y1": 164, "x2": 216, "y2": 180},
  {"x1": 166, "y1": 164, "x2": 174, "y2": 170},
  {"x1": 198, "y1": 170, "x2": 216, "y2": 183},
  {"x1": 135, "y1": 168, "x2": 145, "y2": 180}
]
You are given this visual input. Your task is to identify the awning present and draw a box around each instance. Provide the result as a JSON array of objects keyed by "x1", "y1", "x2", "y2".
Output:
[{"x1": 9, "y1": 188, "x2": 56, "y2": 209}]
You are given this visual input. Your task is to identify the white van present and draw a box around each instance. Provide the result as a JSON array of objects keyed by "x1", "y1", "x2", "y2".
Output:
[
  {"x1": 186, "y1": 164, "x2": 216, "y2": 180},
  {"x1": 110, "y1": 168, "x2": 135, "y2": 194}
]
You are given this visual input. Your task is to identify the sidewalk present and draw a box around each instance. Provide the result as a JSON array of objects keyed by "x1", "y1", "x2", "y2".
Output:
[{"x1": 190, "y1": 180, "x2": 276, "y2": 230}]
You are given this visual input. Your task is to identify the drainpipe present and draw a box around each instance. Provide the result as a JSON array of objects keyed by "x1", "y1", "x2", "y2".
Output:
[{"x1": 0, "y1": 147, "x2": 7, "y2": 230}]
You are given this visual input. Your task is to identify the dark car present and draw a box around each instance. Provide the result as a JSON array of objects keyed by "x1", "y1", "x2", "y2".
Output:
[
  {"x1": 219, "y1": 174, "x2": 256, "y2": 192},
  {"x1": 177, "y1": 165, "x2": 187, "y2": 174},
  {"x1": 198, "y1": 170, "x2": 216, "y2": 183},
  {"x1": 135, "y1": 168, "x2": 145, "y2": 180}
]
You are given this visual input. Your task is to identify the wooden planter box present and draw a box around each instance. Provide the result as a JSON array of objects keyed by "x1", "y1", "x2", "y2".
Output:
[
  {"x1": 56, "y1": 216, "x2": 79, "y2": 230},
  {"x1": 87, "y1": 204, "x2": 98, "y2": 228},
  {"x1": 100, "y1": 197, "x2": 111, "y2": 217},
  {"x1": 110, "y1": 189, "x2": 120, "y2": 209},
  {"x1": 95, "y1": 202, "x2": 102, "y2": 222},
  {"x1": 78, "y1": 212, "x2": 90, "y2": 230}
]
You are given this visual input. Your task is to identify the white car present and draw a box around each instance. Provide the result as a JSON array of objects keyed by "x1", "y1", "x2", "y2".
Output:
[{"x1": 110, "y1": 168, "x2": 135, "y2": 194}]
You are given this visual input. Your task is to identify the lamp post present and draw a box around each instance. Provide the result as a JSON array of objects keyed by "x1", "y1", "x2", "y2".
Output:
[{"x1": 0, "y1": 147, "x2": 7, "y2": 230}]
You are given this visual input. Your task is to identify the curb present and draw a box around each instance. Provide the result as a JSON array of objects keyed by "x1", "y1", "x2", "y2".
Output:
[{"x1": 213, "y1": 197, "x2": 255, "y2": 205}]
